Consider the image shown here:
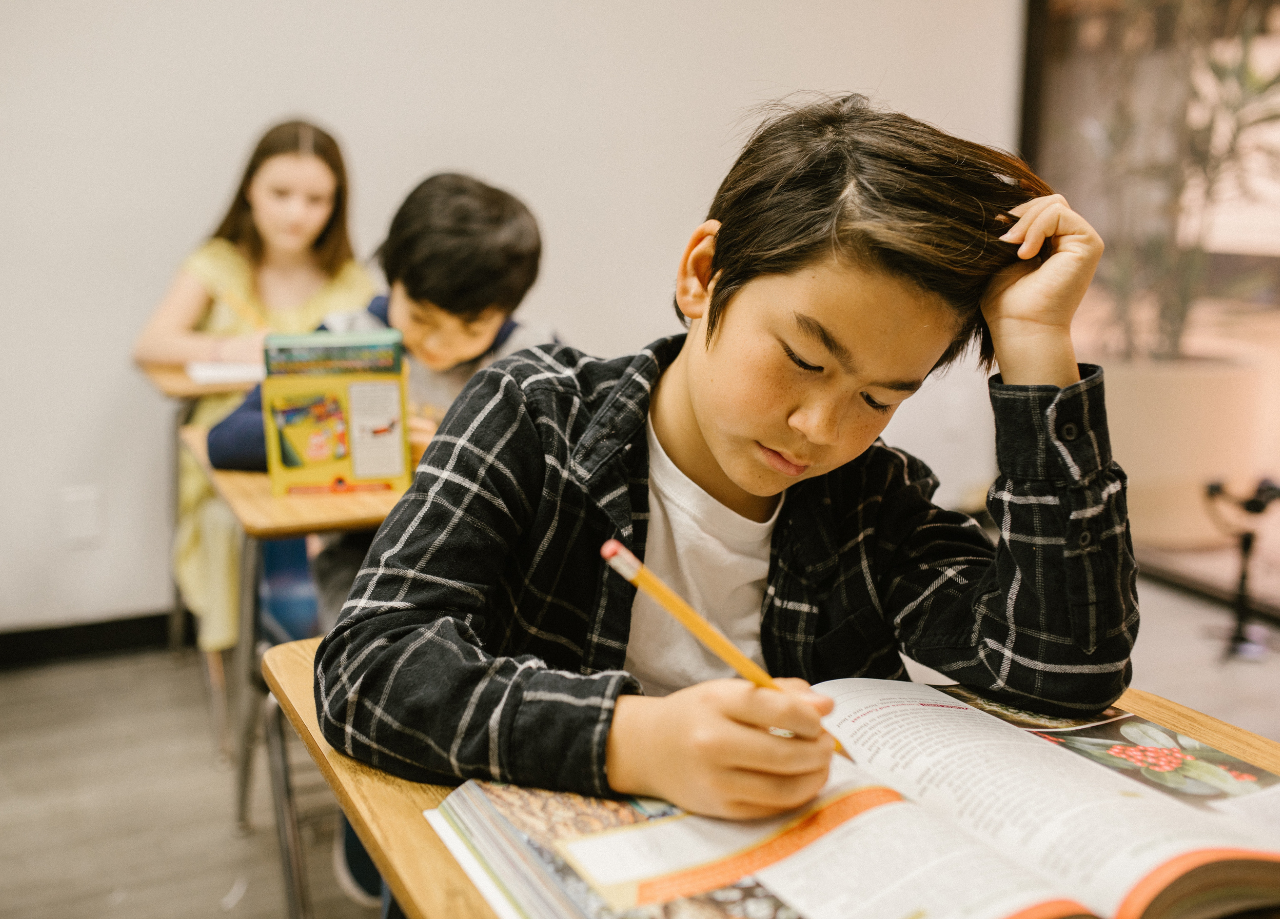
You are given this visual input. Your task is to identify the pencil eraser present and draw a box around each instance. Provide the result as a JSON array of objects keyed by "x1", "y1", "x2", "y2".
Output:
[{"x1": 600, "y1": 539, "x2": 641, "y2": 581}]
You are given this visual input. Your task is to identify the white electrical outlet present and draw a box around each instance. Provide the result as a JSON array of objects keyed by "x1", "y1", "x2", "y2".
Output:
[{"x1": 59, "y1": 484, "x2": 104, "y2": 547}]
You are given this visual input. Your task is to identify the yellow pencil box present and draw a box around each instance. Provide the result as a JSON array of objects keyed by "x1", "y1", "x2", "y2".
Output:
[{"x1": 261, "y1": 329, "x2": 411, "y2": 497}]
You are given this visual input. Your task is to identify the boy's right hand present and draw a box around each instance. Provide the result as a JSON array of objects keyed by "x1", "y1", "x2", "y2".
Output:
[{"x1": 605, "y1": 678, "x2": 835, "y2": 819}]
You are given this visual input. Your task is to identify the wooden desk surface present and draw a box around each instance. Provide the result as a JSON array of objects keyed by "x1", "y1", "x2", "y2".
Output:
[
  {"x1": 140, "y1": 362, "x2": 259, "y2": 399},
  {"x1": 179, "y1": 426, "x2": 402, "y2": 539},
  {"x1": 264, "y1": 638, "x2": 495, "y2": 919},
  {"x1": 264, "y1": 638, "x2": 1280, "y2": 919}
]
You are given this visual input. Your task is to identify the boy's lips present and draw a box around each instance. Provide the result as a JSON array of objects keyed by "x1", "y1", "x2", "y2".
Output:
[{"x1": 758, "y1": 443, "x2": 810, "y2": 477}]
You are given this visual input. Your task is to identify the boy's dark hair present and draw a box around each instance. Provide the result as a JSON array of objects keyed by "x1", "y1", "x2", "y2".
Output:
[
  {"x1": 380, "y1": 173, "x2": 541, "y2": 321},
  {"x1": 693, "y1": 94, "x2": 1053, "y2": 369},
  {"x1": 213, "y1": 119, "x2": 355, "y2": 276}
]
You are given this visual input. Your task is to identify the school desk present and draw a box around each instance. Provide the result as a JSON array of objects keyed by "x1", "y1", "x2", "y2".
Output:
[
  {"x1": 139, "y1": 361, "x2": 260, "y2": 651},
  {"x1": 177, "y1": 425, "x2": 402, "y2": 839},
  {"x1": 262, "y1": 636, "x2": 1280, "y2": 919},
  {"x1": 139, "y1": 361, "x2": 260, "y2": 400}
]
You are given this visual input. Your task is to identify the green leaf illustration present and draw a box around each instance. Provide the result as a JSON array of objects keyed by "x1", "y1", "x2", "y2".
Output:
[
  {"x1": 1175, "y1": 734, "x2": 1214, "y2": 754},
  {"x1": 1074, "y1": 746, "x2": 1141, "y2": 769},
  {"x1": 1179, "y1": 759, "x2": 1258, "y2": 796},
  {"x1": 1167, "y1": 775, "x2": 1220, "y2": 796},
  {"x1": 1141, "y1": 767, "x2": 1188, "y2": 789},
  {"x1": 1058, "y1": 736, "x2": 1122, "y2": 749},
  {"x1": 1120, "y1": 723, "x2": 1177, "y2": 748}
]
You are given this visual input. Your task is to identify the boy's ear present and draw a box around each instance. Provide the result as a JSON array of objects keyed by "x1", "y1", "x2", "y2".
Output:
[{"x1": 674, "y1": 220, "x2": 721, "y2": 320}]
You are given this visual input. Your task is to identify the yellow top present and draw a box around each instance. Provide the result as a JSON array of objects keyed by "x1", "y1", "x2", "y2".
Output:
[
  {"x1": 174, "y1": 239, "x2": 375, "y2": 651},
  {"x1": 183, "y1": 237, "x2": 376, "y2": 337}
]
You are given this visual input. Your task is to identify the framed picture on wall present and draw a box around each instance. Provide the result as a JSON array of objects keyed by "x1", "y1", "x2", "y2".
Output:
[{"x1": 1021, "y1": 0, "x2": 1280, "y2": 361}]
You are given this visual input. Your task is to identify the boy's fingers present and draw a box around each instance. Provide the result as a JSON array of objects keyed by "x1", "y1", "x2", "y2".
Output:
[
  {"x1": 1000, "y1": 194, "x2": 1072, "y2": 244},
  {"x1": 708, "y1": 719, "x2": 835, "y2": 777},
  {"x1": 720, "y1": 685, "x2": 830, "y2": 739},
  {"x1": 718, "y1": 760, "x2": 833, "y2": 815},
  {"x1": 772, "y1": 677, "x2": 835, "y2": 718}
]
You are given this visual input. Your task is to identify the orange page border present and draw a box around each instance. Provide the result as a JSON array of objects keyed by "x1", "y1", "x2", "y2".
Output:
[
  {"x1": 1116, "y1": 847, "x2": 1280, "y2": 919},
  {"x1": 1006, "y1": 899, "x2": 1093, "y2": 919},
  {"x1": 634, "y1": 786, "x2": 900, "y2": 905}
]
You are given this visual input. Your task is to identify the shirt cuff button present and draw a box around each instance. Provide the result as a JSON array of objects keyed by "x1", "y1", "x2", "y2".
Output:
[
  {"x1": 1079, "y1": 530, "x2": 1092, "y2": 547},
  {"x1": 1061, "y1": 422, "x2": 1078, "y2": 442}
]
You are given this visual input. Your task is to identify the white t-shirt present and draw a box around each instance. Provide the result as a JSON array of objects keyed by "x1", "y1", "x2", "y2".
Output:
[{"x1": 623, "y1": 417, "x2": 782, "y2": 697}]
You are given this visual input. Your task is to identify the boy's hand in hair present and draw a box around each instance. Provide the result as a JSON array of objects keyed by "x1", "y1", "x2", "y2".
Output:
[
  {"x1": 605, "y1": 678, "x2": 835, "y2": 819},
  {"x1": 982, "y1": 194, "x2": 1104, "y2": 388}
]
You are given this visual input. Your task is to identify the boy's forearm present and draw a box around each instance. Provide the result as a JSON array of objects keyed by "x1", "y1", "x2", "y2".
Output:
[
  {"x1": 895, "y1": 366, "x2": 1138, "y2": 713},
  {"x1": 314, "y1": 608, "x2": 637, "y2": 795},
  {"x1": 987, "y1": 322, "x2": 1080, "y2": 388}
]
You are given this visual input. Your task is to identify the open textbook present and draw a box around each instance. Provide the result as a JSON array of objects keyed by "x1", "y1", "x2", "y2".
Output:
[{"x1": 425, "y1": 679, "x2": 1280, "y2": 919}]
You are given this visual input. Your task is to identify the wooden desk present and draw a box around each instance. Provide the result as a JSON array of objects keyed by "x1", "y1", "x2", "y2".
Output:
[
  {"x1": 265, "y1": 638, "x2": 494, "y2": 919},
  {"x1": 263, "y1": 637, "x2": 1280, "y2": 919},
  {"x1": 139, "y1": 361, "x2": 259, "y2": 399},
  {"x1": 179, "y1": 424, "x2": 404, "y2": 858},
  {"x1": 179, "y1": 426, "x2": 401, "y2": 538}
]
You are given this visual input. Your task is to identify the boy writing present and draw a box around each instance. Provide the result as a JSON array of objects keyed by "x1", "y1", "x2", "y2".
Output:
[{"x1": 316, "y1": 95, "x2": 1138, "y2": 822}]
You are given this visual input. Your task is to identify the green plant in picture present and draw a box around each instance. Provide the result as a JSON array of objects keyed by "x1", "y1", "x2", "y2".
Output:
[
  {"x1": 1049, "y1": 723, "x2": 1261, "y2": 796},
  {"x1": 1084, "y1": 0, "x2": 1280, "y2": 358}
]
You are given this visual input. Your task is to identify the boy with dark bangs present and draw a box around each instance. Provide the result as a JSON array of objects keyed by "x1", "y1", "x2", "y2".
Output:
[{"x1": 316, "y1": 95, "x2": 1138, "y2": 831}]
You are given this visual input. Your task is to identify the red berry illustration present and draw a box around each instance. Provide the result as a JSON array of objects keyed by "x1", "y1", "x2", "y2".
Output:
[{"x1": 1106, "y1": 744, "x2": 1195, "y2": 772}]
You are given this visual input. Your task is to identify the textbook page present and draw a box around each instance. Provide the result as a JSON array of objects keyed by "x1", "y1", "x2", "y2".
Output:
[
  {"x1": 424, "y1": 809, "x2": 525, "y2": 919},
  {"x1": 184, "y1": 361, "x2": 264, "y2": 384},
  {"x1": 818, "y1": 680, "x2": 1280, "y2": 919},
  {"x1": 557, "y1": 756, "x2": 1087, "y2": 919},
  {"x1": 433, "y1": 757, "x2": 1092, "y2": 919}
]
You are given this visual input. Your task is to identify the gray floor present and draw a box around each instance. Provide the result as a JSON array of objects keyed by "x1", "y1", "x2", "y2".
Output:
[
  {"x1": 0, "y1": 647, "x2": 375, "y2": 919},
  {"x1": 2, "y1": 577, "x2": 1279, "y2": 919}
]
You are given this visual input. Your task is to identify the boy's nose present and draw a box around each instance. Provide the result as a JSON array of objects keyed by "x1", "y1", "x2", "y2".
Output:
[{"x1": 788, "y1": 398, "x2": 842, "y2": 446}]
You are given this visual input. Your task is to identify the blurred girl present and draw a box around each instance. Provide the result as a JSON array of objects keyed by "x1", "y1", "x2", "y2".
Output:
[{"x1": 134, "y1": 120, "x2": 374, "y2": 653}]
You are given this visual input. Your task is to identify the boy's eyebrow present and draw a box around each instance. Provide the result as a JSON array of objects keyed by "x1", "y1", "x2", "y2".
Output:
[{"x1": 793, "y1": 313, "x2": 925, "y2": 393}]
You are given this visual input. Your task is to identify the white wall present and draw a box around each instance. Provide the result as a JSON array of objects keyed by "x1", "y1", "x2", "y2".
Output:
[{"x1": 0, "y1": 1, "x2": 1026, "y2": 630}]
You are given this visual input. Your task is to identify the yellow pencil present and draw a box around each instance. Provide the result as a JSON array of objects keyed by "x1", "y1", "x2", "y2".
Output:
[{"x1": 600, "y1": 538, "x2": 849, "y2": 758}]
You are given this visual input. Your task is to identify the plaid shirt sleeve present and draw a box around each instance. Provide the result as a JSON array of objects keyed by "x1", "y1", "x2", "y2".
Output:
[
  {"x1": 313, "y1": 361, "x2": 638, "y2": 795},
  {"x1": 886, "y1": 365, "x2": 1138, "y2": 713}
]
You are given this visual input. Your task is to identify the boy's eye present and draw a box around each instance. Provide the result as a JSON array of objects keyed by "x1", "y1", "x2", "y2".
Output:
[
  {"x1": 862, "y1": 393, "x2": 892, "y2": 414},
  {"x1": 782, "y1": 344, "x2": 823, "y2": 373}
]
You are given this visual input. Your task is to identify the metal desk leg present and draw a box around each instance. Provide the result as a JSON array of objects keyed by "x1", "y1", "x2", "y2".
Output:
[
  {"x1": 266, "y1": 692, "x2": 312, "y2": 919},
  {"x1": 168, "y1": 398, "x2": 196, "y2": 651},
  {"x1": 234, "y1": 532, "x2": 262, "y2": 829}
]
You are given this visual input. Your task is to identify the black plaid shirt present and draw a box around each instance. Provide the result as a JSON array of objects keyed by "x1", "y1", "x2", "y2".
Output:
[{"x1": 316, "y1": 335, "x2": 1138, "y2": 796}]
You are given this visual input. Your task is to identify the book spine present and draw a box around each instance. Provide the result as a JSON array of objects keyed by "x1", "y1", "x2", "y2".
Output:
[{"x1": 266, "y1": 343, "x2": 401, "y2": 375}]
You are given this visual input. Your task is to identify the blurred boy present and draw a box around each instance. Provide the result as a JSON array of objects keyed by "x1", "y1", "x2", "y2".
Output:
[
  {"x1": 207, "y1": 172, "x2": 549, "y2": 909},
  {"x1": 209, "y1": 171, "x2": 551, "y2": 629}
]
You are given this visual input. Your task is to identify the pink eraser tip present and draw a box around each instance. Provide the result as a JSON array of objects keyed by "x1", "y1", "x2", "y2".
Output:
[{"x1": 601, "y1": 539, "x2": 623, "y2": 560}]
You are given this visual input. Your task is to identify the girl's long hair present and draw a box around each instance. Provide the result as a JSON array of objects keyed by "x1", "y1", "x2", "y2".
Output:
[{"x1": 211, "y1": 120, "x2": 355, "y2": 276}]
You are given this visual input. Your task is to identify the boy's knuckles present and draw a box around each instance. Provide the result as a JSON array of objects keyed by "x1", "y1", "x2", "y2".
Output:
[{"x1": 685, "y1": 723, "x2": 730, "y2": 758}]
